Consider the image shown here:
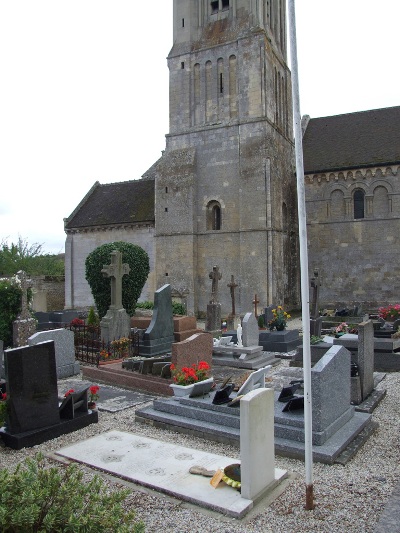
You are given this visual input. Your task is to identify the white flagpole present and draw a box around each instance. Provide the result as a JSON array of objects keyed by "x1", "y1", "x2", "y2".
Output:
[{"x1": 287, "y1": 0, "x2": 315, "y2": 510}]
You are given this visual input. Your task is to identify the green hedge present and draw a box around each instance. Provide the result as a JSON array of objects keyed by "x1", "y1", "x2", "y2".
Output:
[
  {"x1": 85, "y1": 242, "x2": 150, "y2": 319},
  {"x1": 0, "y1": 277, "x2": 28, "y2": 348}
]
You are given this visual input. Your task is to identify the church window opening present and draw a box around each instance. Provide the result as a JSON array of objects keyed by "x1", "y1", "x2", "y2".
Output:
[
  {"x1": 182, "y1": 18, "x2": 185, "y2": 27},
  {"x1": 353, "y1": 189, "x2": 365, "y2": 219},
  {"x1": 165, "y1": 187, "x2": 168, "y2": 193},
  {"x1": 211, "y1": 1, "x2": 219, "y2": 14},
  {"x1": 222, "y1": 0, "x2": 230, "y2": 10},
  {"x1": 181, "y1": 62, "x2": 185, "y2": 69},
  {"x1": 207, "y1": 201, "x2": 222, "y2": 230},
  {"x1": 219, "y1": 73, "x2": 223, "y2": 93},
  {"x1": 165, "y1": 207, "x2": 168, "y2": 212}
]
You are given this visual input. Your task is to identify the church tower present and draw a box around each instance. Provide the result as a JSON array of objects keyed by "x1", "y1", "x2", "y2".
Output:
[{"x1": 152, "y1": 0, "x2": 298, "y2": 315}]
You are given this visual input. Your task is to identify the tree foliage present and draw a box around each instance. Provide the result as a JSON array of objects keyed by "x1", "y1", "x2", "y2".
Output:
[
  {"x1": 0, "y1": 237, "x2": 64, "y2": 276},
  {"x1": 0, "y1": 453, "x2": 145, "y2": 532},
  {"x1": 85, "y1": 242, "x2": 150, "y2": 318},
  {"x1": 0, "y1": 277, "x2": 27, "y2": 348}
]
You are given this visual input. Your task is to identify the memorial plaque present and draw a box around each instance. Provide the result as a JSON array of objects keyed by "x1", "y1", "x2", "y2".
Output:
[{"x1": 5, "y1": 341, "x2": 60, "y2": 434}]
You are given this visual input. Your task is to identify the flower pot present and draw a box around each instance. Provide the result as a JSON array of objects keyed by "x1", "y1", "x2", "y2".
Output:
[
  {"x1": 170, "y1": 377, "x2": 214, "y2": 398},
  {"x1": 276, "y1": 325, "x2": 285, "y2": 331},
  {"x1": 88, "y1": 402, "x2": 96, "y2": 410}
]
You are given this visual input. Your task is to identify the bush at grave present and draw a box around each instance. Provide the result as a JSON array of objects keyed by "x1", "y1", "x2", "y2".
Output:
[
  {"x1": 85, "y1": 242, "x2": 150, "y2": 318},
  {"x1": 0, "y1": 276, "x2": 32, "y2": 348},
  {"x1": 0, "y1": 453, "x2": 145, "y2": 533},
  {"x1": 136, "y1": 300, "x2": 186, "y2": 316}
]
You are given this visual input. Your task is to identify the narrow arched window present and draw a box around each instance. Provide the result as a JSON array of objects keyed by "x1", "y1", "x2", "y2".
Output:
[
  {"x1": 207, "y1": 201, "x2": 222, "y2": 230},
  {"x1": 354, "y1": 189, "x2": 365, "y2": 219}
]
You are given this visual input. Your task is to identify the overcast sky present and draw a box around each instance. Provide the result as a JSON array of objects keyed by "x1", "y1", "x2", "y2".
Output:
[{"x1": 1, "y1": 0, "x2": 398, "y2": 255}]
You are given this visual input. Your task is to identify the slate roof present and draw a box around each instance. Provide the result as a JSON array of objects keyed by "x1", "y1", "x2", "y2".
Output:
[
  {"x1": 65, "y1": 179, "x2": 155, "y2": 230},
  {"x1": 303, "y1": 106, "x2": 400, "y2": 174}
]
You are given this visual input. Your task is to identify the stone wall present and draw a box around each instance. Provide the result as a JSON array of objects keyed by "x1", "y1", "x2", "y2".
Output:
[
  {"x1": 64, "y1": 225, "x2": 156, "y2": 310},
  {"x1": 31, "y1": 276, "x2": 65, "y2": 312},
  {"x1": 305, "y1": 165, "x2": 400, "y2": 308}
]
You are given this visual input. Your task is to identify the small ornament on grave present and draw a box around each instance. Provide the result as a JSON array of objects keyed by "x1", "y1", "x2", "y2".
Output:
[
  {"x1": 210, "y1": 468, "x2": 224, "y2": 488},
  {"x1": 222, "y1": 464, "x2": 241, "y2": 489},
  {"x1": 268, "y1": 306, "x2": 290, "y2": 331}
]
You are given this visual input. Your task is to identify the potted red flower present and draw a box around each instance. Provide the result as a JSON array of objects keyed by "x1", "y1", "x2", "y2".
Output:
[
  {"x1": 169, "y1": 361, "x2": 213, "y2": 397},
  {"x1": 88, "y1": 385, "x2": 100, "y2": 409}
]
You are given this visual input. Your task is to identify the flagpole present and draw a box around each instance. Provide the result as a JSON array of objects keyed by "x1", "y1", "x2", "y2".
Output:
[{"x1": 287, "y1": 0, "x2": 315, "y2": 510}]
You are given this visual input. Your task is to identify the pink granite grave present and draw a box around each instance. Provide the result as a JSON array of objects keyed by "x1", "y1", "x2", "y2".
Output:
[{"x1": 171, "y1": 332, "x2": 213, "y2": 370}]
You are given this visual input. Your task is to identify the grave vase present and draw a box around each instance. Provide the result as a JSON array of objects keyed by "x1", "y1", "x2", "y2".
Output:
[
  {"x1": 170, "y1": 377, "x2": 214, "y2": 397},
  {"x1": 276, "y1": 324, "x2": 286, "y2": 331}
]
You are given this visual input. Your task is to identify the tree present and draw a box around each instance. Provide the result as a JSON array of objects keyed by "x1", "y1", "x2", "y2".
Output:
[
  {"x1": 85, "y1": 242, "x2": 150, "y2": 318},
  {"x1": 0, "y1": 276, "x2": 30, "y2": 348},
  {"x1": 0, "y1": 237, "x2": 64, "y2": 276}
]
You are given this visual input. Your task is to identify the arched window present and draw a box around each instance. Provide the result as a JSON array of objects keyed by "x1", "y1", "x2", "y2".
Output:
[
  {"x1": 354, "y1": 189, "x2": 365, "y2": 219},
  {"x1": 207, "y1": 201, "x2": 222, "y2": 230}
]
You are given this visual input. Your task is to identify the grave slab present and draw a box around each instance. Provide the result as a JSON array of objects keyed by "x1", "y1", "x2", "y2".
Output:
[{"x1": 56, "y1": 430, "x2": 287, "y2": 518}]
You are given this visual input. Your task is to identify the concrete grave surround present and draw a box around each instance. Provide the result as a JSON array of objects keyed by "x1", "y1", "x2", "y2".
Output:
[
  {"x1": 171, "y1": 332, "x2": 213, "y2": 370},
  {"x1": 28, "y1": 329, "x2": 80, "y2": 379},
  {"x1": 57, "y1": 430, "x2": 255, "y2": 518},
  {"x1": 242, "y1": 312, "x2": 260, "y2": 347},
  {"x1": 140, "y1": 284, "x2": 175, "y2": 356},
  {"x1": 240, "y1": 388, "x2": 284, "y2": 501}
]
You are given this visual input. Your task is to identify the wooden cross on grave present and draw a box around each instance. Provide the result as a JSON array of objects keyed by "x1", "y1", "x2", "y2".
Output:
[
  {"x1": 101, "y1": 250, "x2": 130, "y2": 310},
  {"x1": 209, "y1": 265, "x2": 222, "y2": 304},
  {"x1": 17, "y1": 270, "x2": 32, "y2": 319},
  {"x1": 227, "y1": 275, "x2": 238, "y2": 316},
  {"x1": 252, "y1": 294, "x2": 260, "y2": 318}
]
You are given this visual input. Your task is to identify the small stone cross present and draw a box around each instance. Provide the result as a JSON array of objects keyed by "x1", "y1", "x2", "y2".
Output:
[
  {"x1": 252, "y1": 294, "x2": 260, "y2": 318},
  {"x1": 227, "y1": 275, "x2": 238, "y2": 316},
  {"x1": 17, "y1": 270, "x2": 32, "y2": 319},
  {"x1": 209, "y1": 265, "x2": 222, "y2": 304},
  {"x1": 101, "y1": 250, "x2": 130, "y2": 310},
  {"x1": 310, "y1": 269, "x2": 321, "y2": 319}
]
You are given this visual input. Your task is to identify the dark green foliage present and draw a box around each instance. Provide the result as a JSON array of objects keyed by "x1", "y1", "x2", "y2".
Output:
[
  {"x1": 85, "y1": 242, "x2": 150, "y2": 318},
  {"x1": 0, "y1": 453, "x2": 145, "y2": 533},
  {"x1": 135, "y1": 301, "x2": 186, "y2": 315},
  {"x1": 258, "y1": 315, "x2": 265, "y2": 328},
  {"x1": 87, "y1": 306, "x2": 100, "y2": 327},
  {"x1": 0, "y1": 238, "x2": 64, "y2": 276},
  {"x1": 0, "y1": 278, "x2": 24, "y2": 347}
]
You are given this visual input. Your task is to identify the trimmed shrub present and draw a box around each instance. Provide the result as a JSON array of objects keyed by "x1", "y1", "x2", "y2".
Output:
[
  {"x1": 85, "y1": 242, "x2": 150, "y2": 319},
  {"x1": 0, "y1": 454, "x2": 145, "y2": 532},
  {"x1": 0, "y1": 277, "x2": 26, "y2": 348},
  {"x1": 135, "y1": 300, "x2": 186, "y2": 316}
]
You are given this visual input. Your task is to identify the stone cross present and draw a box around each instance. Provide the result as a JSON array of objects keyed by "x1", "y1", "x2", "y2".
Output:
[
  {"x1": 101, "y1": 250, "x2": 130, "y2": 310},
  {"x1": 310, "y1": 269, "x2": 321, "y2": 319},
  {"x1": 227, "y1": 275, "x2": 238, "y2": 316},
  {"x1": 17, "y1": 270, "x2": 32, "y2": 319},
  {"x1": 252, "y1": 294, "x2": 260, "y2": 318},
  {"x1": 209, "y1": 265, "x2": 222, "y2": 304}
]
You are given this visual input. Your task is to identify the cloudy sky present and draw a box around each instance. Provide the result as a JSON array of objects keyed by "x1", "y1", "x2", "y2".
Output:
[{"x1": 1, "y1": 0, "x2": 398, "y2": 254}]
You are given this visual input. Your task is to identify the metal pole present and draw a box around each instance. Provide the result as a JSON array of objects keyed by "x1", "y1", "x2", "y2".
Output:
[{"x1": 287, "y1": 0, "x2": 315, "y2": 510}]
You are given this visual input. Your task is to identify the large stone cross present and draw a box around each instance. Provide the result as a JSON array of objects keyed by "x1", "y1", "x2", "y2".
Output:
[
  {"x1": 209, "y1": 265, "x2": 222, "y2": 304},
  {"x1": 17, "y1": 270, "x2": 32, "y2": 319},
  {"x1": 227, "y1": 274, "x2": 238, "y2": 316},
  {"x1": 101, "y1": 250, "x2": 130, "y2": 310},
  {"x1": 252, "y1": 294, "x2": 260, "y2": 318}
]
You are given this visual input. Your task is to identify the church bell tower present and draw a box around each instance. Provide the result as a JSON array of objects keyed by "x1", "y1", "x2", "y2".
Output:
[{"x1": 153, "y1": 0, "x2": 298, "y2": 315}]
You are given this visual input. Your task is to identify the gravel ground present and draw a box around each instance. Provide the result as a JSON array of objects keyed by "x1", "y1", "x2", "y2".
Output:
[{"x1": 1, "y1": 317, "x2": 398, "y2": 532}]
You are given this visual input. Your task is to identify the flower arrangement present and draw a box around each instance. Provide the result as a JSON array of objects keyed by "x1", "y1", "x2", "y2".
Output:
[
  {"x1": 70, "y1": 318, "x2": 84, "y2": 327},
  {"x1": 89, "y1": 385, "x2": 100, "y2": 403},
  {"x1": 64, "y1": 388, "x2": 75, "y2": 397},
  {"x1": 99, "y1": 349, "x2": 111, "y2": 360},
  {"x1": 378, "y1": 304, "x2": 400, "y2": 321},
  {"x1": 111, "y1": 337, "x2": 130, "y2": 356},
  {"x1": 170, "y1": 361, "x2": 210, "y2": 386},
  {"x1": 335, "y1": 322, "x2": 348, "y2": 334},
  {"x1": 268, "y1": 306, "x2": 291, "y2": 331}
]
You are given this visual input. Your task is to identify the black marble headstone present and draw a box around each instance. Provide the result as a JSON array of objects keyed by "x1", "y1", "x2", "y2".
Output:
[{"x1": 5, "y1": 341, "x2": 60, "y2": 434}]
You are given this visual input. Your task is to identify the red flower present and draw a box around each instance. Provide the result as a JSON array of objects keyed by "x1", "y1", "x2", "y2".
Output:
[
  {"x1": 64, "y1": 389, "x2": 75, "y2": 397},
  {"x1": 0, "y1": 392, "x2": 7, "y2": 401}
]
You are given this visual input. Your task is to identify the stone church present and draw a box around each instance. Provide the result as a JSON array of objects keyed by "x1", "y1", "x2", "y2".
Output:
[{"x1": 64, "y1": 0, "x2": 400, "y2": 316}]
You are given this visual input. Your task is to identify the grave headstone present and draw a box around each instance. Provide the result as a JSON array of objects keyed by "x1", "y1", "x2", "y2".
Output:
[
  {"x1": 100, "y1": 250, "x2": 131, "y2": 344},
  {"x1": 240, "y1": 388, "x2": 278, "y2": 501},
  {"x1": 242, "y1": 312, "x2": 260, "y2": 347},
  {"x1": 171, "y1": 332, "x2": 213, "y2": 370},
  {"x1": 310, "y1": 269, "x2": 321, "y2": 319},
  {"x1": 357, "y1": 320, "x2": 375, "y2": 401},
  {"x1": 1, "y1": 341, "x2": 98, "y2": 449},
  {"x1": 311, "y1": 345, "x2": 354, "y2": 444},
  {"x1": 264, "y1": 305, "x2": 274, "y2": 326},
  {"x1": 206, "y1": 266, "x2": 222, "y2": 336},
  {"x1": 139, "y1": 284, "x2": 175, "y2": 356},
  {"x1": 12, "y1": 270, "x2": 36, "y2": 347},
  {"x1": 5, "y1": 341, "x2": 60, "y2": 434},
  {"x1": 28, "y1": 328, "x2": 80, "y2": 378},
  {"x1": 310, "y1": 316, "x2": 323, "y2": 337}
]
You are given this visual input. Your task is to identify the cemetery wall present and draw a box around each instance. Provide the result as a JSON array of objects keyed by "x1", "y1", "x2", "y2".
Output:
[
  {"x1": 31, "y1": 276, "x2": 65, "y2": 312},
  {"x1": 64, "y1": 226, "x2": 155, "y2": 311},
  {"x1": 306, "y1": 165, "x2": 400, "y2": 307}
]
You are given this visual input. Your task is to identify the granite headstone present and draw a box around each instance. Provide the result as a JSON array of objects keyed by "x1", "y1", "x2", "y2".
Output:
[
  {"x1": 139, "y1": 284, "x2": 175, "y2": 356},
  {"x1": 242, "y1": 312, "x2": 260, "y2": 347}
]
